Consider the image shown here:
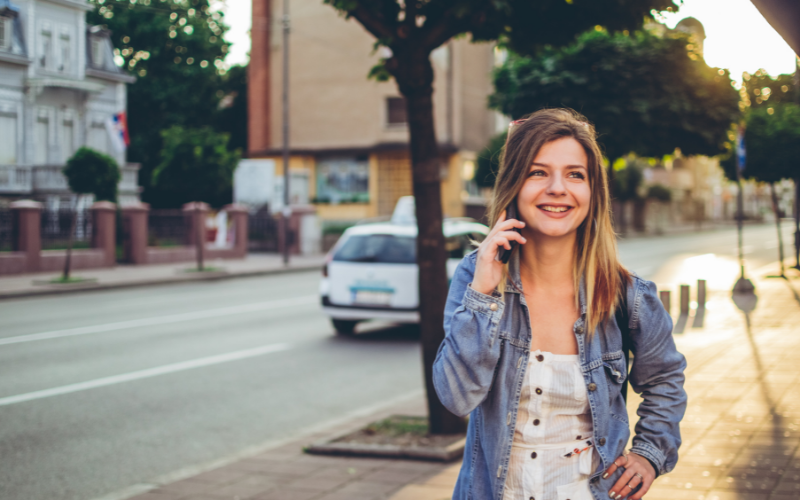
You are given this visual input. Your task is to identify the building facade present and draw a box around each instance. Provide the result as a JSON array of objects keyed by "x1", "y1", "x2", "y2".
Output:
[
  {"x1": 0, "y1": 0, "x2": 139, "y2": 209},
  {"x1": 247, "y1": 0, "x2": 501, "y2": 225}
]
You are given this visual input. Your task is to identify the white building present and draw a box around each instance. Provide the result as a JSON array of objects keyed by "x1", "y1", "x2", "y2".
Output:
[{"x1": 0, "y1": 0, "x2": 140, "y2": 208}]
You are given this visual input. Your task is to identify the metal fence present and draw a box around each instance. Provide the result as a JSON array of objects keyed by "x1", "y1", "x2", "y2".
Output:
[
  {"x1": 148, "y1": 209, "x2": 189, "y2": 248},
  {"x1": 248, "y1": 207, "x2": 280, "y2": 252},
  {"x1": 0, "y1": 209, "x2": 13, "y2": 252},
  {"x1": 40, "y1": 208, "x2": 94, "y2": 250}
]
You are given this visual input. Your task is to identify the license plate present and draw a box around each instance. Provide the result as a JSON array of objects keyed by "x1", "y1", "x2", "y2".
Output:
[{"x1": 353, "y1": 290, "x2": 392, "y2": 306}]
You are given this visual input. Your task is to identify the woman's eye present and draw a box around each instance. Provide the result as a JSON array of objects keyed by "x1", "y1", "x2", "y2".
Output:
[
  {"x1": 568, "y1": 172, "x2": 586, "y2": 179},
  {"x1": 529, "y1": 170, "x2": 545, "y2": 177}
]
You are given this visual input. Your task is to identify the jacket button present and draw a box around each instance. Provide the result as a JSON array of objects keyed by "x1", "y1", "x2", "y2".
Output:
[
  {"x1": 598, "y1": 438, "x2": 606, "y2": 446},
  {"x1": 588, "y1": 383, "x2": 597, "y2": 391},
  {"x1": 490, "y1": 303, "x2": 498, "y2": 311},
  {"x1": 575, "y1": 325, "x2": 584, "y2": 334}
]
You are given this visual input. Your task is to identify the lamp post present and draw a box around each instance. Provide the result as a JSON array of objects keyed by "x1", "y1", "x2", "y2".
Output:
[
  {"x1": 734, "y1": 122, "x2": 755, "y2": 292},
  {"x1": 281, "y1": 0, "x2": 291, "y2": 265}
]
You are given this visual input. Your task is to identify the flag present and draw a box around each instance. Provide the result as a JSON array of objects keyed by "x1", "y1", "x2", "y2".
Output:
[{"x1": 105, "y1": 112, "x2": 129, "y2": 153}]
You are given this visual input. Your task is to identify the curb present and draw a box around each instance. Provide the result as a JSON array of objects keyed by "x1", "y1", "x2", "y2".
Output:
[
  {"x1": 0, "y1": 264, "x2": 323, "y2": 301},
  {"x1": 305, "y1": 437, "x2": 466, "y2": 462}
]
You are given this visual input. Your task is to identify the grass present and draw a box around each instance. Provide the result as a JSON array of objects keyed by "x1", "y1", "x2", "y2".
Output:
[
  {"x1": 362, "y1": 416, "x2": 429, "y2": 437},
  {"x1": 183, "y1": 266, "x2": 223, "y2": 273},
  {"x1": 48, "y1": 276, "x2": 94, "y2": 284}
]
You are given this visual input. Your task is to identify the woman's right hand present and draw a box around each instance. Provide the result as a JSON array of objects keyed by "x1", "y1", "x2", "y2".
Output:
[{"x1": 471, "y1": 210, "x2": 526, "y2": 295}]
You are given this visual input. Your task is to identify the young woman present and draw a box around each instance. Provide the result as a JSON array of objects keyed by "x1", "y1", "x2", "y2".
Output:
[{"x1": 433, "y1": 109, "x2": 687, "y2": 500}]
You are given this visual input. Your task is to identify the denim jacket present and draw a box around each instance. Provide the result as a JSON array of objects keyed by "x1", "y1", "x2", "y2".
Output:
[{"x1": 433, "y1": 250, "x2": 687, "y2": 500}]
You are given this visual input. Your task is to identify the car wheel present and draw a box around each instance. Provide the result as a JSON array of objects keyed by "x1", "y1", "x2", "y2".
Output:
[{"x1": 332, "y1": 319, "x2": 358, "y2": 335}]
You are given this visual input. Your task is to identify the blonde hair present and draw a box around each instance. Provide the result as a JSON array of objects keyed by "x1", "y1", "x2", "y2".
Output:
[{"x1": 487, "y1": 108, "x2": 630, "y2": 337}]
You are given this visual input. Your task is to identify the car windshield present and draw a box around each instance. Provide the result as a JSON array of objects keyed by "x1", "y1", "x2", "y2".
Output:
[{"x1": 333, "y1": 234, "x2": 416, "y2": 264}]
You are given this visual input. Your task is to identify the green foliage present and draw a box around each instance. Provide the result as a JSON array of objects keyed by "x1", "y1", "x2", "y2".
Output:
[
  {"x1": 743, "y1": 103, "x2": 800, "y2": 183},
  {"x1": 215, "y1": 64, "x2": 248, "y2": 153},
  {"x1": 610, "y1": 160, "x2": 644, "y2": 202},
  {"x1": 490, "y1": 29, "x2": 740, "y2": 163},
  {"x1": 63, "y1": 147, "x2": 121, "y2": 202},
  {"x1": 475, "y1": 132, "x2": 507, "y2": 188},
  {"x1": 151, "y1": 126, "x2": 240, "y2": 208},
  {"x1": 646, "y1": 184, "x2": 672, "y2": 202},
  {"x1": 739, "y1": 69, "x2": 798, "y2": 110},
  {"x1": 87, "y1": 0, "x2": 238, "y2": 207}
]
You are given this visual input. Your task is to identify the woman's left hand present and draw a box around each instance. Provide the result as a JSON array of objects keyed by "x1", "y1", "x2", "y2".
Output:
[{"x1": 603, "y1": 452, "x2": 655, "y2": 499}]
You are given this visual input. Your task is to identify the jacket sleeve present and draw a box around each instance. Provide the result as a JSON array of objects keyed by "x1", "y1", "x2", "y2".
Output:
[
  {"x1": 432, "y1": 251, "x2": 506, "y2": 417},
  {"x1": 628, "y1": 278, "x2": 688, "y2": 476}
]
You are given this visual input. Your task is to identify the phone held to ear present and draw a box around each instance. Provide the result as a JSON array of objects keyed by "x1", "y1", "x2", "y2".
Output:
[{"x1": 496, "y1": 203, "x2": 521, "y2": 264}]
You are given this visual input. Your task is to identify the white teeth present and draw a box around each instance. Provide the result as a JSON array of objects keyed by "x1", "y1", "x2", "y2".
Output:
[{"x1": 540, "y1": 206, "x2": 569, "y2": 213}]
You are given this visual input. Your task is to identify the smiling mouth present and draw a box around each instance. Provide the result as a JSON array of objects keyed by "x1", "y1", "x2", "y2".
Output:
[{"x1": 538, "y1": 205, "x2": 573, "y2": 213}]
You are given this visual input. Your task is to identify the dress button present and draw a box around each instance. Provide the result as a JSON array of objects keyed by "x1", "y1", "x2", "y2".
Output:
[
  {"x1": 489, "y1": 303, "x2": 498, "y2": 311},
  {"x1": 535, "y1": 388, "x2": 542, "y2": 395},
  {"x1": 536, "y1": 354, "x2": 544, "y2": 362},
  {"x1": 599, "y1": 438, "x2": 606, "y2": 446},
  {"x1": 533, "y1": 419, "x2": 540, "y2": 425},
  {"x1": 529, "y1": 497, "x2": 535, "y2": 500},
  {"x1": 588, "y1": 383, "x2": 597, "y2": 391},
  {"x1": 576, "y1": 435, "x2": 582, "y2": 439},
  {"x1": 531, "y1": 451, "x2": 537, "y2": 459}
]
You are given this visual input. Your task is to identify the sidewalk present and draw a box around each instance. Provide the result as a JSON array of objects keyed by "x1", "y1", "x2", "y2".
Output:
[
  {"x1": 112, "y1": 263, "x2": 800, "y2": 500},
  {"x1": 0, "y1": 254, "x2": 326, "y2": 300}
]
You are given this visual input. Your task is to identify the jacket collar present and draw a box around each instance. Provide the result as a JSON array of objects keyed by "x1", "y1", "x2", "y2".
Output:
[{"x1": 505, "y1": 248, "x2": 587, "y2": 317}]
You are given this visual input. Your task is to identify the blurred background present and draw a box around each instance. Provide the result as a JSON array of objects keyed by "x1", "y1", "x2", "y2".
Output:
[{"x1": 0, "y1": 1, "x2": 799, "y2": 499}]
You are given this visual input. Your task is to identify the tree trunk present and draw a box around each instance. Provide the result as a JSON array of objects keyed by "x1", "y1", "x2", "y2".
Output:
[
  {"x1": 62, "y1": 207, "x2": 77, "y2": 281},
  {"x1": 794, "y1": 177, "x2": 800, "y2": 269},
  {"x1": 769, "y1": 182, "x2": 786, "y2": 277},
  {"x1": 195, "y1": 206, "x2": 205, "y2": 271},
  {"x1": 395, "y1": 52, "x2": 465, "y2": 436}
]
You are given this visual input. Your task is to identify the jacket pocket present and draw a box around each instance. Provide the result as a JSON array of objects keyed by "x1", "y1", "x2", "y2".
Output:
[{"x1": 602, "y1": 356, "x2": 627, "y2": 384}]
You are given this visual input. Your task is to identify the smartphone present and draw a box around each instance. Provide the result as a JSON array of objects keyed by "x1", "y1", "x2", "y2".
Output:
[{"x1": 496, "y1": 202, "x2": 521, "y2": 264}]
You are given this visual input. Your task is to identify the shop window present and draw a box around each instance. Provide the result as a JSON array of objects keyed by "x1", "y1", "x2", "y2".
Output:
[{"x1": 315, "y1": 156, "x2": 369, "y2": 204}]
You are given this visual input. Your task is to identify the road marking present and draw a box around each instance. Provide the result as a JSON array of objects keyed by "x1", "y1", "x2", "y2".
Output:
[
  {"x1": 0, "y1": 295, "x2": 318, "y2": 347},
  {"x1": 0, "y1": 343, "x2": 292, "y2": 407}
]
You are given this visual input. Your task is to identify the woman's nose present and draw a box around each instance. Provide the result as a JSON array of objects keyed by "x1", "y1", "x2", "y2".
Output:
[{"x1": 546, "y1": 174, "x2": 567, "y2": 195}]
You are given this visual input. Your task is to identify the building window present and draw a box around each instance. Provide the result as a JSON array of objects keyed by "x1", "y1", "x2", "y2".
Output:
[
  {"x1": 88, "y1": 121, "x2": 108, "y2": 154},
  {"x1": 39, "y1": 28, "x2": 52, "y2": 69},
  {"x1": 386, "y1": 97, "x2": 407, "y2": 125},
  {"x1": 61, "y1": 116, "x2": 75, "y2": 163},
  {"x1": 59, "y1": 32, "x2": 71, "y2": 73},
  {"x1": 35, "y1": 115, "x2": 49, "y2": 164},
  {"x1": 91, "y1": 37, "x2": 105, "y2": 68},
  {"x1": 315, "y1": 156, "x2": 369, "y2": 204},
  {"x1": 0, "y1": 17, "x2": 12, "y2": 51},
  {"x1": 0, "y1": 112, "x2": 17, "y2": 164}
]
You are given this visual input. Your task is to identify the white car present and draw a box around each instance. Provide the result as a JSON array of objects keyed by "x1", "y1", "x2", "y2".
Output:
[{"x1": 319, "y1": 212, "x2": 489, "y2": 335}]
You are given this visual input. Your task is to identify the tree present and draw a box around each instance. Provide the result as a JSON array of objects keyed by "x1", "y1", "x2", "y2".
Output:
[
  {"x1": 62, "y1": 148, "x2": 121, "y2": 280},
  {"x1": 475, "y1": 132, "x2": 507, "y2": 189},
  {"x1": 322, "y1": 0, "x2": 676, "y2": 435},
  {"x1": 490, "y1": 29, "x2": 740, "y2": 164},
  {"x1": 609, "y1": 158, "x2": 645, "y2": 235},
  {"x1": 743, "y1": 104, "x2": 800, "y2": 272},
  {"x1": 151, "y1": 126, "x2": 240, "y2": 209},
  {"x1": 87, "y1": 0, "x2": 233, "y2": 208}
]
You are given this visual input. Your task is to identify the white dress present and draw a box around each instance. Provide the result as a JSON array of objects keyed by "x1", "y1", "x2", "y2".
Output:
[{"x1": 503, "y1": 350, "x2": 599, "y2": 500}]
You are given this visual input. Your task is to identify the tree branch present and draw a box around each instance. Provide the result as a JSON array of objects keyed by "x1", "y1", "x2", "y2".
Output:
[{"x1": 346, "y1": 3, "x2": 396, "y2": 45}]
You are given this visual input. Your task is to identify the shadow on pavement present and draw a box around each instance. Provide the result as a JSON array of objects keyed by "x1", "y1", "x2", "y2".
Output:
[{"x1": 332, "y1": 322, "x2": 421, "y2": 342}]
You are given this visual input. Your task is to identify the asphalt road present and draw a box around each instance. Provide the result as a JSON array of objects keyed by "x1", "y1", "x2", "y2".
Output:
[{"x1": 0, "y1": 222, "x2": 795, "y2": 500}]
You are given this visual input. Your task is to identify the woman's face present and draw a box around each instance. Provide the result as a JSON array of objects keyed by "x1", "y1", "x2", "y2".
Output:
[{"x1": 516, "y1": 137, "x2": 592, "y2": 240}]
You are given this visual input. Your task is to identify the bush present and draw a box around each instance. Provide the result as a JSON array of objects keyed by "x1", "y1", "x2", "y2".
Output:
[
  {"x1": 63, "y1": 147, "x2": 120, "y2": 202},
  {"x1": 646, "y1": 184, "x2": 672, "y2": 202}
]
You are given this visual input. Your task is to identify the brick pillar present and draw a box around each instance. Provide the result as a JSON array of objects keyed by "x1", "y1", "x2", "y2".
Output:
[
  {"x1": 121, "y1": 202, "x2": 149, "y2": 264},
  {"x1": 10, "y1": 200, "x2": 42, "y2": 273},
  {"x1": 249, "y1": 0, "x2": 272, "y2": 154},
  {"x1": 91, "y1": 201, "x2": 116, "y2": 267},
  {"x1": 223, "y1": 204, "x2": 249, "y2": 258},
  {"x1": 182, "y1": 202, "x2": 210, "y2": 246}
]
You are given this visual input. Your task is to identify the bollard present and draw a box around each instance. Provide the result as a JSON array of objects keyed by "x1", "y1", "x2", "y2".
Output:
[
  {"x1": 659, "y1": 290, "x2": 671, "y2": 315},
  {"x1": 680, "y1": 285, "x2": 690, "y2": 315},
  {"x1": 697, "y1": 279, "x2": 706, "y2": 309}
]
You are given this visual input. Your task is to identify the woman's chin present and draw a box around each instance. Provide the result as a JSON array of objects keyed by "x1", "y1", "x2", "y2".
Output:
[{"x1": 528, "y1": 223, "x2": 580, "y2": 239}]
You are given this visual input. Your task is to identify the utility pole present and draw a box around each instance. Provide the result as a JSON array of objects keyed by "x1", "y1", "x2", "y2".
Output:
[
  {"x1": 734, "y1": 122, "x2": 755, "y2": 292},
  {"x1": 281, "y1": 0, "x2": 291, "y2": 265}
]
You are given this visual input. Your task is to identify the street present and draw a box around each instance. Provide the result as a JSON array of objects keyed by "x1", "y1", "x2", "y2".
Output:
[{"x1": 0, "y1": 223, "x2": 796, "y2": 500}]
